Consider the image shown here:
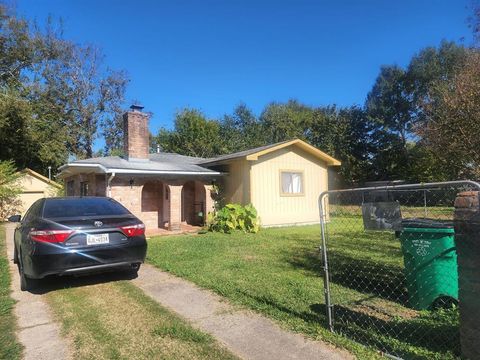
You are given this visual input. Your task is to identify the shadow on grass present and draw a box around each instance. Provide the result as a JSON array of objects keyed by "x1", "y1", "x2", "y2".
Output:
[
  {"x1": 285, "y1": 247, "x2": 408, "y2": 304},
  {"x1": 234, "y1": 289, "x2": 329, "y2": 328},
  {"x1": 26, "y1": 270, "x2": 137, "y2": 295},
  {"x1": 310, "y1": 303, "x2": 460, "y2": 359}
]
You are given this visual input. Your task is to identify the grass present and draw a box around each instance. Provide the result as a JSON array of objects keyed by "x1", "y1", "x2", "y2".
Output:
[
  {"x1": 0, "y1": 225, "x2": 23, "y2": 360},
  {"x1": 45, "y1": 279, "x2": 238, "y2": 360},
  {"x1": 146, "y1": 219, "x2": 460, "y2": 360}
]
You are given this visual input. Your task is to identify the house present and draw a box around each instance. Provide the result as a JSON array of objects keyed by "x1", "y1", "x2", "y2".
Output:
[
  {"x1": 58, "y1": 105, "x2": 340, "y2": 233},
  {"x1": 17, "y1": 168, "x2": 63, "y2": 214}
]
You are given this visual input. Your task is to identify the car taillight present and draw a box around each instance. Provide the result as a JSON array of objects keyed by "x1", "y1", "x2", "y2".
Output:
[
  {"x1": 30, "y1": 229, "x2": 74, "y2": 243},
  {"x1": 120, "y1": 224, "x2": 145, "y2": 237}
]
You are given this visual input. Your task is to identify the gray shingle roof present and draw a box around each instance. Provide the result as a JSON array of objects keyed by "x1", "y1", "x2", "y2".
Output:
[
  {"x1": 60, "y1": 139, "x2": 339, "y2": 176},
  {"x1": 66, "y1": 154, "x2": 217, "y2": 173}
]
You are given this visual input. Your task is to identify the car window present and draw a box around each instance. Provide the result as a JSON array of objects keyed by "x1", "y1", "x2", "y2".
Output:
[
  {"x1": 43, "y1": 198, "x2": 130, "y2": 218},
  {"x1": 22, "y1": 199, "x2": 44, "y2": 223}
]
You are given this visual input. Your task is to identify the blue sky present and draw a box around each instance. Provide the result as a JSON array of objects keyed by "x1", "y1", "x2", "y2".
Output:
[{"x1": 17, "y1": 0, "x2": 472, "y2": 139}]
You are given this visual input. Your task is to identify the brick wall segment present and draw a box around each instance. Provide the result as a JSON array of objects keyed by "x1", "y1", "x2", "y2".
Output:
[
  {"x1": 454, "y1": 190, "x2": 480, "y2": 360},
  {"x1": 123, "y1": 110, "x2": 149, "y2": 160}
]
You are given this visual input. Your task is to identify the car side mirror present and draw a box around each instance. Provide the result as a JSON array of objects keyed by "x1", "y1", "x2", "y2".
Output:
[{"x1": 7, "y1": 214, "x2": 21, "y2": 223}]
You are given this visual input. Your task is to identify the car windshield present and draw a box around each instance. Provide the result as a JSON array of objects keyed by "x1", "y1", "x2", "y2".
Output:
[{"x1": 43, "y1": 198, "x2": 130, "y2": 218}]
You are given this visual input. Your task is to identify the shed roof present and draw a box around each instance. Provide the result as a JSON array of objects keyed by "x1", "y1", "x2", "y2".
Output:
[
  {"x1": 201, "y1": 139, "x2": 341, "y2": 166},
  {"x1": 20, "y1": 168, "x2": 63, "y2": 188}
]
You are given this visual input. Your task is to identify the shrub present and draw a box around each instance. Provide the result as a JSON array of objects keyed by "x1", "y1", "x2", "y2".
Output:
[
  {"x1": 207, "y1": 203, "x2": 260, "y2": 234},
  {"x1": 0, "y1": 161, "x2": 22, "y2": 220}
]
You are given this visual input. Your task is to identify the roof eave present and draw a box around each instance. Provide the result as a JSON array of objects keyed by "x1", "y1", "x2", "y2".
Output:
[
  {"x1": 58, "y1": 163, "x2": 222, "y2": 177},
  {"x1": 245, "y1": 139, "x2": 341, "y2": 166}
]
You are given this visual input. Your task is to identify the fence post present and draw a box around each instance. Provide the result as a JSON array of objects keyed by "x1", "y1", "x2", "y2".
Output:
[
  {"x1": 319, "y1": 194, "x2": 333, "y2": 331},
  {"x1": 454, "y1": 191, "x2": 480, "y2": 360}
]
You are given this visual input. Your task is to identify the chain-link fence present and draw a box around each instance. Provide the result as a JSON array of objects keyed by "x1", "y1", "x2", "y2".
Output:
[{"x1": 319, "y1": 181, "x2": 480, "y2": 359}]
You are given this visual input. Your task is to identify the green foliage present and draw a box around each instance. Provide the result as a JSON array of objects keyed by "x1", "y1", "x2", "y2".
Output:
[
  {"x1": 259, "y1": 100, "x2": 314, "y2": 143},
  {"x1": 219, "y1": 103, "x2": 266, "y2": 153},
  {"x1": 153, "y1": 108, "x2": 226, "y2": 158},
  {"x1": 147, "y1": 221, "x2": 461, "y2": 359},
  {"x1": 0, "y1": 161, "x2": 22, "y2": 219},
  {"x1": 0, "y1": 227, "x2": 23, "y2": 360},
  {"x1": 207, "y1": 203, "x2": 260, "y2": 234},
  {"x1": 0, "y1": 4, "x2": 127, "y2": 174},
  {"x1": 365, "y1": 41, "x2": 469, "y2": 182}
]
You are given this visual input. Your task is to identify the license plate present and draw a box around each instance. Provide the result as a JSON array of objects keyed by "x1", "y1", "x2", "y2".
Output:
[{"x1": 86, "y1": 233, "x2": 109, "y2": 245}]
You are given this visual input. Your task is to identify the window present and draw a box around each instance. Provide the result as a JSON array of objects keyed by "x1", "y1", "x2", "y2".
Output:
[
  {"x1": 66, "y1": 180, "x2": 75, "y2": 196},
  {"x1": 80, "y1": 181, "x2": 89, "y2": 196},
  {"x1": 280, "y1": 171, "x2": 304, "y2": 195},
  {"x1": 43, "y1": 198, "x2": 130, "y2": 218},
  {"x1": 22, "y1": 199, "x2": 44, "y2": 223}
]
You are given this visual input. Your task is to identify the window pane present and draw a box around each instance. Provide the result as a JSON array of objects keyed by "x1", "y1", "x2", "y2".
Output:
[
  {"x1": 43, "y1": 198, "x2": 130, "y2": 218},
  {"x1": 282, "y1": 172, "x2": 293, "y2": 193},
  {"x1": 281, "y1": 172, "x2": 303, "y2": 194},
  {"x1": 291, "y1": 173, "x2": 303, "y2": 193}
]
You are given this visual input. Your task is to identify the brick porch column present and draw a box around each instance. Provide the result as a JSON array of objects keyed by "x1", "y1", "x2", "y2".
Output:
[
  {"x1": 204, "y1": 184, "x2": 215, "y2": 215},
  {"x1": 454, "y1": 191, "x2": 480, "y2": 359},
  {"x1": 167, "y1": 184, "x2": 183, "y2": 231}
]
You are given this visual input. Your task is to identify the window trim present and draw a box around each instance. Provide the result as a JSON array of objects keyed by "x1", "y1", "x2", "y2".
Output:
[
  {"x1": 80, "y1": 181, "x2": 89, "y2": 197},
  {"x1": 279, "y1": 169, "x2": 305, "y2": 197}
]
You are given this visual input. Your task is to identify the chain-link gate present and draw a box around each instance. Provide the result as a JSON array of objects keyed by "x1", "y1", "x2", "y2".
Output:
[{"x1": 318, "y1": 181, "x2": 480, "y2": 359}]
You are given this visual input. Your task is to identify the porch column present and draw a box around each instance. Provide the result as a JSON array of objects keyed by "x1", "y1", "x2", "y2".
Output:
[
  {"x1": 167, "y1": 184, "x2": 183, "y2": 231},
  {"x1": 204, "y1": 184, "x2": 215, "y2": 214}
]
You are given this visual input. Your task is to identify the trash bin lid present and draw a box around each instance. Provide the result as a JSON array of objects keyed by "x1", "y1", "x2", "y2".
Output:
[{"x1": 401, "y1": 218, "x2": 454, "y2": 232}]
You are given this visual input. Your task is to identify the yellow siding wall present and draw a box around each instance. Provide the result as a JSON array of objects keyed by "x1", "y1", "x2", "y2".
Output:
[
  {"x1": 18, "y1": 173, "x2": 59, "y2": 214},
  {"x1": 250, "y1": 146, "x2": 328, "y2": 226},
  {"x1": 222, "y1": 160, "x2": 250, "y2": 205}
]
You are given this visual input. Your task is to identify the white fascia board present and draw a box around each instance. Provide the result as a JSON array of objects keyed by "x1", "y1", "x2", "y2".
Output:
[
  {"x1": 58, "y1": 163, "x2": 221, "y2": 176},
  {"x1": 58, "y1": 163, "x2": 108, "y2": 173},
  {"x1": 108, "y1": 168, "x2": 222, "y2": 175}
]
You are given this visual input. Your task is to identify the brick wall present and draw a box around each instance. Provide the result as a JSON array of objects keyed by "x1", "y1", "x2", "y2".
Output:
[
  {"x1": 64, "y1": 174, "x2": 213, "y2": 233},
  {"x1": 123, "y1": 110, "x2": 149, "y2": 160},
  {"x1": 454, "y1": 191, "x2": 480, "y2": 359}
]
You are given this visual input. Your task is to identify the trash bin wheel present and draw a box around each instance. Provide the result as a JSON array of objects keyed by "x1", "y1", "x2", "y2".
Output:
[{"x1": 431, "y1": 295, "x2": 458, "y2": 310}]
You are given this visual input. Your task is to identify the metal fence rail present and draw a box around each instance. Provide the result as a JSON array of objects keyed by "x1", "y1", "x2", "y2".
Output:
[{"x1": 318, "y1": 181, "x2": 480, "y2": 359}]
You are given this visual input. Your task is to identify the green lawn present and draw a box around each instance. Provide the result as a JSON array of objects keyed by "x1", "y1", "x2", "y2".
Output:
[
  {"x1": 147, "y1": 220, "x2": 460, "y2": 360},
  {"x1": 46, "y1": 279, "x2": 238, "y2": 360},
  {"x1": 0, "y1": 226, "x2": 23, "y2": 360}
]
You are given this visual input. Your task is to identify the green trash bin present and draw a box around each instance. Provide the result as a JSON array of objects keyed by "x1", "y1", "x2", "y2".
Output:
[{"x1": 399, "y1": 219, "x2": 458, "y2": 310}]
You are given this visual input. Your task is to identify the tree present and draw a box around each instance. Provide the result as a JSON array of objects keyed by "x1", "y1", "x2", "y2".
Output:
[
  {"x1": 0, "y1": 160, "x2": 22, "y2": 219},
  {"x1": 365, "y1": 41, "x2": 468, "y2": 181},
  {"x1": 219, "y1": 103, "x2": 265, "y2": 153},
  {"x1": 38, "y1": 43, "x2": 128, "y2": 159},
  {"x1": 407, "y1": 41, "x2": 467, "y2": 124},
  {"x1": 307, "y1": 106, "x2": 374, "y2": 186},
  {"x1": 153, "y1": 109, "x2": 225, "y2": 158},
  {"x1": 0, "y1": 4, "x2": 128, "y2": 176},
  {"x1": 366, "y1": 66, "x2": 413, "y2": 147},
  {"x1": 259, "y1": 100, "x2": 314, "y2": 143},
  {"x1": 419, "y1": 50, "x2": 480, "y2": 179}
]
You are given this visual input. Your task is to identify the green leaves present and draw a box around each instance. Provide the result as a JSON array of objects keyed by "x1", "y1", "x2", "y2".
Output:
[
  {"x1": 0, "y1": 160, "x2": 22, "y2": 219},
  {"x1": 0, "y1": 5, "x2": 128, "y2": 173},
  {"x1": 152, "y1": 109, "x2": 224, "y2": 158},
  {"x1": 207, "y1": 203, "x2": 260, "y2": 234}
]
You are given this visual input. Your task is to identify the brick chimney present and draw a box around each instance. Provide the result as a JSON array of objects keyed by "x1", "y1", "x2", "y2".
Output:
[{"x1": 123, "y1": 104, "x2": 149, "y2": 161}]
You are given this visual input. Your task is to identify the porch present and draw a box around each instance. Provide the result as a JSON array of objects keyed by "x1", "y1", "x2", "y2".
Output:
[{"x1": 108, "y1": 177, "x2": 216, "y2": 235}]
